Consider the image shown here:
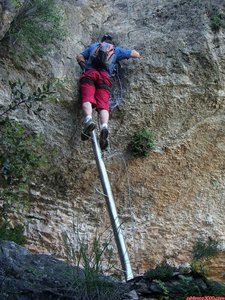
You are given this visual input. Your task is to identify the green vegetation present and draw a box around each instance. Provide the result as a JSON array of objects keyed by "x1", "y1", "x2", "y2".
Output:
[
  {"x1": 190, "y1": 1, "x2": 225, "y2": 32},
  {"x1": 180, "y1": 276, "x2": 203, "y2": 298},
  {"x1": 78, "y1": 238, "x2": 108, "y2": 276},
  {"x1": 210, "y1": 13, "x2": 225, "y2": 31},
  {"x1": 0, "y1": 118, "x2": 47, "y2": 217},
  {"x1": 0, "y1": 119, "x2": 46, "y2": 183},
  {"x1": 191, "y1": 238, "x2": 219, "y2": 276},
  {"x1": 73, "y1": 235, "x2": 114, "y2": 276},
  {"x1": 207, "y1": 280, "x2": 225, "y2": 296},
  {"x1": 8, "y1": 0, "x2": 65, "y2": 59},
  {"x1": 144, "y1": 259, "x2": 225, "y2": 299},
  {"x1": 154, "y1": 279, "x2": 169, "y2": 299},
  {"x1": 208, "y1": 1, "x2": 225, "y2": 33},
  {"x1": 192, "y1": 238, "x2": 219, "y2": 261},
  {"x1": 145, "y1": 264, "x2": 177, "y2": 281},
  {"x1": 0, "y1": 80, "x2": 55, "y2": 119},
  {"x1": 189, "y1": 238, "x2": 225, "y2": 297},
  {"x1": 129, "y1": 128, "x2": 155, "y2": 157},
  {"x1": 65, "y1": 235, "x2": 127, "y2": 299},
  {"x1": 0, "y1": 78, "x2": 60, "y2": 245},
  {"x1": 0, "y1": 222, "x2": 26, "y2": 245},
  {"x1": 12, "y1": 0, "x2": 22, "y2": 10}
]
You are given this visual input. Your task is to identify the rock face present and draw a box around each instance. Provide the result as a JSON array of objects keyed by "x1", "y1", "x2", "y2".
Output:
[
  {"x1": 0, "y1": 0, "x2": 225, "y2": 282},
  {"x1": 0, "y1": 241, "x2": 224, "y2": 299},
  {"x1": 0, "y1": 0, "x2": 26, "y2": 40},
  {"x1": 0, "y1": 1, "x2": 15, "y2": 40},
  {"x1": 0, "y1": 240, "x2": 129, "y2": 300}
]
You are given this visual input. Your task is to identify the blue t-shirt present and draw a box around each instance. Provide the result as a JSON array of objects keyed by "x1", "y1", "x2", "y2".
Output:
[{"x1": 81, "y1": 42, "x2": 132, "y2": 76}]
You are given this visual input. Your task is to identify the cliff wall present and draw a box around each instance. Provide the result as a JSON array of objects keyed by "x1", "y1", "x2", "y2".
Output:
[{"x1": 0, "y1": 0, "x2": 225, "y2": 281}]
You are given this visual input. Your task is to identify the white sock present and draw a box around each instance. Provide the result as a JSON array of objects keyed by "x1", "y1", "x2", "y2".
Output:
[
  {"x1": 101, "y1": 123, "x2": 108, "y2": 130},
  {"x1": 84, "y1": 116, "x2": 92, "y2": 123}
]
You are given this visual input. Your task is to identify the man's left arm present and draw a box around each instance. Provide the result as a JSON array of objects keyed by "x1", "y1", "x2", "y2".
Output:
[
  {"x1": 130, "y1": 49, "x2": 140, "y2": 58},
  {"x1": 116, "y1": 47, "x2": 140, "y2": 61}
]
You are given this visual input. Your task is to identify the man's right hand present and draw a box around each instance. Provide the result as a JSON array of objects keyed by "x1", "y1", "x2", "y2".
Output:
[{"x1": 76, "y1": 54, "x2": 86, "y2": 70}]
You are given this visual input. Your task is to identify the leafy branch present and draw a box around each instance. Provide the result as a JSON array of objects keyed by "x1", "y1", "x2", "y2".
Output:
[
  {"x1": 191, "y1": 238, "x2": 219, "y2": 276},
  {"x1": 0, "y1": 80, "x2": 55, "y2": 118}
]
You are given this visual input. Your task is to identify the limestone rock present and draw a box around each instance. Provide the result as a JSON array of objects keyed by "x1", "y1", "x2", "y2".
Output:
[
  {"x1": 0, "y1": 240, "x2": 128, "y2": 300},
  {"x1": 0, "y1": 0, "x2": 25, "y2": 40}
]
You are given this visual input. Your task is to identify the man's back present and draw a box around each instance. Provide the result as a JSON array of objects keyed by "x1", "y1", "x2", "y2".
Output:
[{"x1": 81, "y1": 42, "x2": 132, "y2": 75}]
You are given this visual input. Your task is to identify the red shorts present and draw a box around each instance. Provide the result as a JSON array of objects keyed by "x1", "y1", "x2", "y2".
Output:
[{"x1": 79, "y1": 69, "x2": 112, "y2": 111}]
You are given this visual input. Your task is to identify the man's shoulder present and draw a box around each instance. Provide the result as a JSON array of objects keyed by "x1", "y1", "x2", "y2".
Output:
[{"x1": 82, "y1": 42, "x2": 99, "y2": 55}]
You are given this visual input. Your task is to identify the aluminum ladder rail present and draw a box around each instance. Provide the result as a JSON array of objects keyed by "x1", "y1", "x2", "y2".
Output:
[{"x1": 90, "y1": 129, "x2": 134, "y2": 281}]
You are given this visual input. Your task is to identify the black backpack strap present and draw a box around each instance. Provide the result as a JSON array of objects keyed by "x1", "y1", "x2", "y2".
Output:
[
  {"x1": 96, "y1": 83, "x2": 111, "y2": 91},
  {"x1": 80, "y1": 77, "x2": 95, "y2": 86}
]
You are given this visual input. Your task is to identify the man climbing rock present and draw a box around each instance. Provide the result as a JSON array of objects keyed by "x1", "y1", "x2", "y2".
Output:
[{"x1": 76, "y1": 34, "x2": 140, "y2": 151}]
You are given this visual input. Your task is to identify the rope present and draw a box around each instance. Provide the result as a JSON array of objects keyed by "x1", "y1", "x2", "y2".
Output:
[
  {"x1": 119, "y1": 153, "x2": 140, "y2": 274},
  {"x1": 109, "y1": 63, "x2": 125, "y2": 111},
  {"x1": 104, "y1": 151, "x2": 140, "y2": 274}
]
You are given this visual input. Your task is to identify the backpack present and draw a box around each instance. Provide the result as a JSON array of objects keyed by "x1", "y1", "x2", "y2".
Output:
[{"x1": 90, "y1": 42, "x2": 115, "y2": 70}]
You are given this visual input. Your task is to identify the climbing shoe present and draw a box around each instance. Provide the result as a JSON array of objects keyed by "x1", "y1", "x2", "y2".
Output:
[
  {"x1": 99, "y1": 127, "x2": 109, "y2": 151},
  {"x1": 81, "y1": 119, "x2": 96, "y2": 141}
]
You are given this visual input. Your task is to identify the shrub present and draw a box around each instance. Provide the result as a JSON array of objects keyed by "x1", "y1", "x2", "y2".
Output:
[
  {"x1": 191, "y1": 238, "x2": 220, "y2": 277},
  {"x1": 0, "y1": 119, "x2": 46, "y2": 184},
  {"x1": 208, "y1": 6, "x2": 225, "y2": 32},
  {"x1": 207, "y1": 280, "x2": 225, "y2": 296},
  {"x1": 145, "y1": 264, "x2": 177, "y2": 281},
  {"x1": 0, "y1": 119, "x2": 47, "y2": 217},
  {"x1": 8, "y1": 0, "x2": 65, "y2": 59},
  {"x1": 192, "y1": 238, "x2": 219, "y2": 261},
  {"x1": 210, "y1": 14, "x2": 224, "y2": 31},
  {"x1": 0, "y1": 79, "x2": 58, "y2": 219},
  {"x1": 64, "y1": 235, "x2": 127, "y2": 299},
  {"x1": 0, "y1": 222, "x2": 26, "y2": 246},
  {"x1": 129, "y1": 128, "x2": 155, "y2": 157}
]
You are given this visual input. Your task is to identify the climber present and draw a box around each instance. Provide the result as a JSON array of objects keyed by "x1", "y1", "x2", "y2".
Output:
[{"x1": 76, "y1": 34, "x2": 140, "y2": 151}]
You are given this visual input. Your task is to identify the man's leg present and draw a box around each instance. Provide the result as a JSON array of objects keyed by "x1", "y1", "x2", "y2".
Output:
[
  {"x1": 81, "y1": 101, "x2": 96, "y2": 139},
  {"x1": 95, "y1": 88, "x2": 110, "y2": 151},
  {"x1": 99, "y1": 109, "x2": 109, "y2": 127},
  {"x1": 82, "y1": 101, "x2": 92, "y2": 118},
  {"x1": 80, "y1": 100, "x2": 96, "y2": 140},
  {"x1": 99, "y1": 109, "x2": 109, "y2": 151},
  {"x1": 80, "y1": 81, "x2": 96, "y2": 140},
  {"x1": 82, "y1": 101, "x2": 93, "y2": 125},
  {"x1": 95, "y1": 72, "x2": 112, "y2": 150}
]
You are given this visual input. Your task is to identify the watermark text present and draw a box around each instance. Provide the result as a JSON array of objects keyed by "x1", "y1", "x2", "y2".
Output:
[{"x1": 187, "y1": 297, "x2": 225, "y2": 300}]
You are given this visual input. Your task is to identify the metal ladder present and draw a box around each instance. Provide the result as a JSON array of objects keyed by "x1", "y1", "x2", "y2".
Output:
[{"x1": 90, "y1": 129, "x2": 133, "y2": 281}]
